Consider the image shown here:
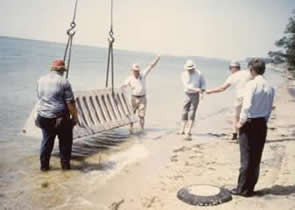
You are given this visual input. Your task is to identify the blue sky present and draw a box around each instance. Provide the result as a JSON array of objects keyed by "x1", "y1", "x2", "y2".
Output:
[{"x1": 0, "y1": 0, "x2": 294, "y2": 60}]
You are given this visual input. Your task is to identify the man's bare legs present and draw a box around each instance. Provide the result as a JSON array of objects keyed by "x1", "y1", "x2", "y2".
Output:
[
  {"x1": 139, "y1": 117, "x2": 145, "y2": 131},
  {"x1": 178, "y1": 120, "x2": 188, "y2": 135},
  {"x1": 186, "y1": 120, "x2": 194, "y2": 136},
  {"x1": 129, "y1": 122, "x2": 134, "y2": 134},
  {"x1": 232, "y1": 115, "x2": 239, "y2": 140}
]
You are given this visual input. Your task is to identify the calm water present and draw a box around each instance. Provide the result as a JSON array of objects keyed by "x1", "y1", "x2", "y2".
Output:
[
  {"x1": 0, "y1": 35, "x2": 283, "y2": 158},
  {"x1": 0, "y1": 36, "x2": 283, "y2": 208}
]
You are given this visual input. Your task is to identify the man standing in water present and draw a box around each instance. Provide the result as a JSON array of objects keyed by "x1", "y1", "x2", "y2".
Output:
[
  {"x1": 230, "y1": 58, "x2": 275, "y2": 197},
  {"x1": 179, "y1": 60, "x2": 206, "y2": 138},
  {"x1": 123, "y1": 56, "x2": 160, "y2": 133},
  {"x1": 36, "y1": 59, "x2": 78, "y2": 171},
  {"x1": 206, "y1": 61, "x2": 252, "y2": 140}
]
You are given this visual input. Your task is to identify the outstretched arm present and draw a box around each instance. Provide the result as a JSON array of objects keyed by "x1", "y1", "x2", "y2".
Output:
[
  {"x1": 206, "y1": 83, "x2": 231, "y2": 94},
  {"x1": 143, "y1": 56, "x2": 161, "y2": 77}
]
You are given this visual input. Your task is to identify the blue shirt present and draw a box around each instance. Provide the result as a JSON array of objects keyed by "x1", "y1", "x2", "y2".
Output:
[
  {"x1": 37, "y1": 71, "x2": 75, "y2": 118},
  {"x1": 240, "y1": 75, "x2": 275, "y2": 123},
  {"x1": 181, "y1": 69, "x2": 206, "y2": 93}
]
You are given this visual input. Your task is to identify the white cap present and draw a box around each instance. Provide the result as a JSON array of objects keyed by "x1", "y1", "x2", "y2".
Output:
[
  {"x1": 184, "y1": 60, "x2": 196, "y2": 70},
  {"x1": 229, "y1": 61, "x2": 240, "y2": 68},
  {"x1": 131, "y1": 64, "x2": 140, "y2": 71}
]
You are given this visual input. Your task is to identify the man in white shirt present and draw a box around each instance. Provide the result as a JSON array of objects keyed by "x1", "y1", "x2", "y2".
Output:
[
  {"x1": 230, "y1": 58, "x2": 275, "y2": 197},
  {"x1": 123, "y1": 56, "x2": 160, "y2": 133},
  {"x1": 206, "y1": 61, "x2": 252, "y2": 140},
  {"x1": 179, "y1": 60, "x2": 206, "y2": 137}
]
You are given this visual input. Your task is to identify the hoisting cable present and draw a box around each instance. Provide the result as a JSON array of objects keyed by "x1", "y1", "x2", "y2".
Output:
[
  {"x1": 105, "y1": 0, "x2": 115, "y2": 94},
  {"x1": 63, "y1": 0, "x2": 79, "y2": 79}
]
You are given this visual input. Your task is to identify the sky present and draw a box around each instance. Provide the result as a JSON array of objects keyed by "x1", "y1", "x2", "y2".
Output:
[{"x1": 0, "y1": 0, "x2": 294, "y2": 60}]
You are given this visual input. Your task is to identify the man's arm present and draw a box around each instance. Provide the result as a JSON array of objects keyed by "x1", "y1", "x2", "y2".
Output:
[
  {"x1": 200, "y1": 74, "x2": 206, "y2": 93},
  {"x1": 36, "y1": 81, "x2": 41, "y2": 100},
  {"x1": 67, "y1": 102, "x2": 78, "y2": 126},
  {"x1": 120, "y1": 76, "x2": 131, "y2": 89},
  {"x1": 64, "y1": 80, "x2": 78, "y2": 126},
  {"x1": 237, "y1": 82, "x2": 255, "y2": 128},
  {"x1": 142, "y1": 56, "x2": 160, "y2": 77},
  {"x1": 265, "y1": 87, "x2": 275, "y2": 122},
  {"x1": 206, "y1": 83, "x2": 231, "y2": 94}
]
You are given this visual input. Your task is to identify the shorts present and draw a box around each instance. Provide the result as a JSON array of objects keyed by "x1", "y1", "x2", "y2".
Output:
[
  {"x1": 131, "y1": 95, "x2": 147, "y2": 118},
  {"x1": 233, "y1": 97, "x2": 243, "y2": 118},
  {"x1": 181, "y1": 92, "x2": 200, "y2": 121}
]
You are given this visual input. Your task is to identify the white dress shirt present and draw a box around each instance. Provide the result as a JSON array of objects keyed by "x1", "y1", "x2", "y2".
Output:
[
  {"x1": 240, "y1": 75, "x2": 275, "y2": 124},
  {"x1": 124, "y1": 66, "x2": 153, "y2": 96},
  {"x1": 181, "y1": 69, "x2": 206, "y2": 93},
  {"x1": 224, "y1": 70, "x2": 252, "y2": 98}
]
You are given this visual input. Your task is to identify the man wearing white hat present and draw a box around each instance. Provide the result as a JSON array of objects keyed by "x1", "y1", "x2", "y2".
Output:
[
  {"x1": 123, "y1": 56, "x2": 160, "y2": 133},
  {"x1": 206, "y1": 61, "x2": 252, "y2": 140},
  {"x1": 179, "y1": 59, "x2": 206, "y2": 137}
]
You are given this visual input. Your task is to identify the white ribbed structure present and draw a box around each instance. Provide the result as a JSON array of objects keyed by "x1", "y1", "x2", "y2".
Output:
[{"x1": 22, "y1": 88, "x2": 137, "y2": 140}]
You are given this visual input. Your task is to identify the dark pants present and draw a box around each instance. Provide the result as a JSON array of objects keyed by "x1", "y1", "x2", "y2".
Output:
[
  {"x1": 181, "y1": 92, "x2": 200, "y2": 121},
  {"x1": 237, "y1": 118, "x2": 267, "y2": 195},
  {"x1": 37, "y1": 115, "x2": 73, "y2": 167}
]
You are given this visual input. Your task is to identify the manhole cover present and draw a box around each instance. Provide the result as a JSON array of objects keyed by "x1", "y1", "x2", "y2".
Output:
[{"x1": 177, "y1": 184, "x2": 232, "y2": 206}]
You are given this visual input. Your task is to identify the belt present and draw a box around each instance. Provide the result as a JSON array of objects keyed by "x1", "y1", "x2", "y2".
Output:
[
  {"x1": 132, "y1": 95, "x2": 145, "y2": 98},
  {"x1": 247, "y1": 117, "x2": 266, "y2": 122}
]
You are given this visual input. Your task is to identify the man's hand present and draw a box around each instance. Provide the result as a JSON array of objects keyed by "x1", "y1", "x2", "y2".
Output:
[
  {"x1": 194, "y1": 88, "x2": 201, "y2": 93},
  {"x1": 72, "y1": 116, "x2": 79, "y2": 127},
  {"x1": 236, "y1": 121, "x2": 245, "y2": 129}
]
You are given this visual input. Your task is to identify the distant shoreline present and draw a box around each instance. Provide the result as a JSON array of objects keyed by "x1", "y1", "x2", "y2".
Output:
[{"x1": 0, "y1": 35, "x2": 229, "y2": 62}]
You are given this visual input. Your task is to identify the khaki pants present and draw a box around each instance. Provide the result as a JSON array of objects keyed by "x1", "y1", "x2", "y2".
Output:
[
  {"x1": 131, "y1": 95, "x2": 147, "y2": 118},
  {"x1": 181, "y1": 92, "x2": 200, "y2": 121}
]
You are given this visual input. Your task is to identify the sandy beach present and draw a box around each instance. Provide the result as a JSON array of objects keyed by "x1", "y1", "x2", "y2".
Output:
[
  {"x1": 88, "y1": 75, "x2": 295, "y2": 210},
  {"x1": 1, "y1": 70, "x2": 294, "y2": 210}
]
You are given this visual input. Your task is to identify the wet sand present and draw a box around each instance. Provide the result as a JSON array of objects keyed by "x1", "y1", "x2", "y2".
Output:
[{"x1": 1, "y1": 75, "x2": 295, "y2": 210}]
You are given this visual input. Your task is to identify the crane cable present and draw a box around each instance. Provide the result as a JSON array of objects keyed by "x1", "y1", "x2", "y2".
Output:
[
  {"x1": 105, "y1": 0, "x2": 115, "y2": 93},
  {"x1": 63, "y1": 0, "x2": 79, "y2": 79}
]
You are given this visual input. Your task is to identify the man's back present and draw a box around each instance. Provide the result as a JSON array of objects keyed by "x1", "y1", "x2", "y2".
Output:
[
  {"x1": 225, "y1": 70, "x2": 252, "y2": 98},
  {"x1": 244, "y1": 75, "x2": 274, "y2": 120},
  {"x1": 37, "y1": 71, "x2": 74, "y2": 118}
]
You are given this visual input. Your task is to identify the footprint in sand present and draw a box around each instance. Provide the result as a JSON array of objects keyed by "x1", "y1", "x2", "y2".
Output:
[
  {"x1": 170, "y1": 155, "x2": 178, "y2": 162},
  {"x1": 173, "y1": 146, "x2": 191, "y2": 153}
]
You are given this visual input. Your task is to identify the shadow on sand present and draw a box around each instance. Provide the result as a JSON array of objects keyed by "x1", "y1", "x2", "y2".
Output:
[
  {"x1": 266, "y1": 137, "x2": 295, "y2": 144},
  {"x1": 256, "y1": 185, "x2": 295, "y2": 197}
]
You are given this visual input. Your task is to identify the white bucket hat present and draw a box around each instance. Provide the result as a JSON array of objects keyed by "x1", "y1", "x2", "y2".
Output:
[
  {"x1": 184, "y1": 60, "x2": 196, "y2": 70},
  {"x1": 229, "y1": 61, "x2": 240, "y2": 68},
  {"x1": 131, "y1": 64, "x2": 141, "y2": 71}
]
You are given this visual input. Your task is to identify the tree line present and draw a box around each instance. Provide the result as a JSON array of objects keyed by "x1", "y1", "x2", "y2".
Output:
[{"x1": 269, "y1": 10, "x2": 295, "y2": 72}]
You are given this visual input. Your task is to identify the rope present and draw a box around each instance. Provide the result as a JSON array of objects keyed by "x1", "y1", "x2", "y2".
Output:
[
  {"x1": 105, "y1": 0, "x2": 115, "y2": 94},
  {"x1": 63, "y1": 0, "x2": 79, "y2": 79}
]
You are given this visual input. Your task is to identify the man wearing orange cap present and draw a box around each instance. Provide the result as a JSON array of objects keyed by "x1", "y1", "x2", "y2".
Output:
[
  {"x1": 123, "y1": 56, "x2": 160, "y2": 133},
  {"x1": 35, "y1": 59, "x2": 78, "y2": 171}
]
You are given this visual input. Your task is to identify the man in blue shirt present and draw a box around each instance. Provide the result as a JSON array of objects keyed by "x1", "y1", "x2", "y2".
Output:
[
  {"x1": 230, "y1": 58, "x2": 275, "y2": 197},
  {"x1": 179, "y1": 60, "x2": 206, "y2": 138},
  {"x1": 36, "y1": 59, "x2": 78, "y2": 171}
]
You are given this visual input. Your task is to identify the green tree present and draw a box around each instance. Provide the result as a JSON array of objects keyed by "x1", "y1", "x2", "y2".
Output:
[{"x1": 269, "y1": 10, "x2": 295, "y2": 70}]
